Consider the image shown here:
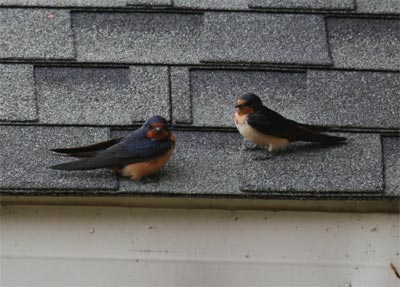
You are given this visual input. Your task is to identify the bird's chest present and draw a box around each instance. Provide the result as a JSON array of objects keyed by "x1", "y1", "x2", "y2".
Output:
[{"x1": 121, "y1": 145, "x2": 175, "y2": 181}]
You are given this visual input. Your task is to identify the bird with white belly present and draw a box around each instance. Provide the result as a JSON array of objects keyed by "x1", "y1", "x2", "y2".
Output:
[{"x1": 234, "y1": 93, "x2": 346, "y2": 152}]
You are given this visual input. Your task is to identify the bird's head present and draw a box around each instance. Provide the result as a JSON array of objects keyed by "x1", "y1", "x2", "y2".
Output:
[
  {"x1": 143, "y1": 115, "x2": 172, "y2": 141},
  {"x1": 235, "y1": 93, "x2": 263, "y2": 115}
]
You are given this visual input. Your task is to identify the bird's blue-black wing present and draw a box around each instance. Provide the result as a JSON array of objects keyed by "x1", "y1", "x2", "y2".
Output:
[
  {"x1": 246, "y1": 107, "x2": 301, "y2": 140},
  {"x1": 247, "y1": 107, "x2": 346, "y2": 142},
  {"x1": 50, "y1": 130, "x2": 174, "y2": 170}
]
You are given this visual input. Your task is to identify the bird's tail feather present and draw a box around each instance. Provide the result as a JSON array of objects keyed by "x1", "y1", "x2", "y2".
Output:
[
  {"x1": 297, "y1": 123, "x2": 331, "y2": 132},
  {"x1": 50, "y1": 159, "x2": 104, "y2": 171},
  {"x1": 50, "y1": 138, "x2": 122, "y2": 155},
  {"x1": 297, "y1": 127, "x2": 347, "y2": 143},
  {"x1": 52, "y1": 151, "x2": 98, "y2": 159}
]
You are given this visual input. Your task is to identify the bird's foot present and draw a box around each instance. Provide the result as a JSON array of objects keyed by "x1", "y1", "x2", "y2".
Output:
[
  {"x1": 240, "y1": 140, "x2": 260, "y2": 151},
  {"x1": 267, "y1": 143, "x2": 289, "y2": 153},
  {"x1": 251, "y1": 149, "x2": 274, "y2": 161}
]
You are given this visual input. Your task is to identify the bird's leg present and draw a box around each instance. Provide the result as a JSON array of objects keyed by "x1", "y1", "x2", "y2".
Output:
[
  {"x1": 249, "y1": 145, "x2": 273, "y2": 161},
  {"x1": 252, "y1": 143, "x2": 289, "y2": 160},
  {"x1": 268, "y1": 144, "x2": 277, "y2": 152},
  {"x1": 268, "y1": 142, "x2": 289, "y2": 153}
]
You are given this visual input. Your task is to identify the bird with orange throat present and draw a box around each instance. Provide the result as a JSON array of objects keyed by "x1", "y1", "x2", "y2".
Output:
[
  {"x1": 50, "y1": 115, "x2": 175, "y2": 181},
  {"x1": 235, "y1": 93, "x2": 346, "y2": 152}
]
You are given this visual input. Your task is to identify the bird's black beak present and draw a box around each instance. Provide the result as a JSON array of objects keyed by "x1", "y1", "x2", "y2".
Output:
[
  {"x1": 154, "y1": 127, "x2": 163, "y2": 132},
  {"x1": 235, "y1": 104, "x2": 243, "y2": 108}
]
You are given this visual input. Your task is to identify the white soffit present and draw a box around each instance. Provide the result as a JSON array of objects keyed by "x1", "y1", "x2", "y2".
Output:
[{"x1": 1, "y1": 205, "x2": 399, "y2": 286}]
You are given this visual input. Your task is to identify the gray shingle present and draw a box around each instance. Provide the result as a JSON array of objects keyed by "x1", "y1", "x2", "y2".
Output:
[
  {"x1": 327, "y1": 18, "x2": 400, "y2": 70},
  {"x1": 128, "y1": 66, "x2": 170, "y2": 121},
  {"x1": 191, "y1": 69, "x2": 306, "y2": 127},
  {"x1": 0, "y1": 65, "x2": 36, "y2": 122},
  {"x1": 171, "y1": 67, "x2": 192, "y2": 124},
  {"x1": 0, "y1": 9, "x2": 74, "y2": 60},
  {"x1": 173, "y1": 0, "x2": 249, "y2": 9},
  {"x1": 240, "y1": 134, "x2": 383, "y2": 194},
  {"x1": 0, "y1": 126, "x2": 117, "y2": 190},
  {"x1": 304, "y1": 70, "x2": 400, "y2": 128},
  {"x1": 249, "y1": 0, "x2": 355, "y2": 10},
  {"x1": 36, "y1": 67, "x2": 130, "y2": 125},
  {"x1": 0, "y1": 0, "x2": 126, "y2": 6},
  {"x1": 0, "y1": 0, "x2": 170, "y2": 7},
  {"x1": 118, "y1": 130, "x2": 242, "y2": 195},
  {"x1": 201, "y1": 13, "x2": 331, "y2": 65},
  {"x1": 35, "y1": 66, "x2": 169, "y2": 125},
  {"x1": 126, "y1": 0, "x2": 171, "y2": 6},
  {"x1": 357, "y1": 0, "x2": 400, "y2": 14},
  {"x1": 382, "y1": 137, "x2": 400, "y2": 196},
  {"x1": 72, "y1": 12, "x2": 203, "y2": 64}
]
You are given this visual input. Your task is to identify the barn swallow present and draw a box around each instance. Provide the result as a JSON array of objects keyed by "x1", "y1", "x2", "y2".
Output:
[
  {"x1": 235, "y1": 93, "x2": 346, "y2": 152},
  {"x1": 50, "y1": 115, "x2": 175, "y2": 181}
]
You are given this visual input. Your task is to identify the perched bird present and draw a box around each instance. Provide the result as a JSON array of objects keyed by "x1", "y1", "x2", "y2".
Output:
[
  {"x1": 50, "y1": 115, "x2": 175, "y2": 181},
  {"x1": 234, "y1": 93, "x2": 346, "y2": 152}
]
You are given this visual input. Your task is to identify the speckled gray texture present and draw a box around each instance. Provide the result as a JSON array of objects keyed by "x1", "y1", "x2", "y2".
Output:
[
  {"x1": 126, "y1": 0, "x2": 171, "y2": 6},
  {"x1": 304, "y1": 70, "x2": 400, "y2": 128},
  {"x1": 240, "y1": 134, "x2": 383, "y2": 194},
  {"x1": 249, "y1": 0, "x2": 355, "y2": 10},
  {"x1": 129, "y1": 66, "x2": 170, "y2": 121},
  {"x1": 0, "y1": 0, "x2": 126, "y2": 6},
  {"x1": 118, "y1": 130, "x2": 242, "y2": 195},
  {"x1": 0, "y1": 9, "x2": 74, "y2": 60},
  {"x1": 0, "y1": 65, "x2": 36, "y2": 122},
  {"x1": 36, "y1": 67, "x2": 131, "y2": 125},
  {"x1": 201, "y1": 13, "x2": 331, "y2": 65},
  {"x1": 191, "y1": 69, "x2": 306, "y2": 127},
  {"x1": 173, "y1": 0, "x2": 250, "y2": 9},
  {"x1": 72, "y1": 12, "x2": 203, "y2": 64},
  {"x1": 35, "y1": 66, "x2": 169, "y2": 125},
  {"x1": 0, "y1": 126, "x2": 117, "y2": 190},
  {"x1": 0, "y1": 0, "x2": 171, "y2": 7},
  {"x1": 327, "y1": 18, "x2": 400, "y2": 70},
  {"x1": 0, "y1": 2, "x2": 398, "y2": 201},
  {"x1": 382, "y1": 137, "x2": 400, "y2": 196},
  {"x1": 171, "y1": 67, "x2": 192, "y2": 124},
  {"x1": 357, "y1": 0, "x2": 400, "y2": 14}
]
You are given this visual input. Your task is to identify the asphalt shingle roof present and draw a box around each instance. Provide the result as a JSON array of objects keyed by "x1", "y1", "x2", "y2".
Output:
[
  {"x1": 326, "y1": 18, "x2": 400, "y2": 70},
  {"x1": 72, "y1": 12, "x2": 203, "y2": 64},
  {"x1": 0, "y1": 9, "x2": 74, "y2": 60},
  {"x1": 0, "y1": 126, "x2": 117, "y2": 191},
  {"x1": 356, "y1": 0, "x2": 400, "y2": 14},
  {"x1": 305, "y1": 70, "x2": 400, "y2": 128},
  {"x1": 249, "y1": 0, "x2": 356, "y2": 11},
  {"x1": 170, "y1": 67, "x2": 192, "y2": 124},
  {"x1": 36, "y1": 67, "x2": 133, "y2": 125},
  {"x1": 240, "y1": 133, "x2": 383, "y2": 194},
  {"x1": 0, "y1": 64, "x2": 36, "y2": 122},
  {"x1": 174, "y1": 0, "x2": 250, "y2": 10},
  {"x1": 382, "y1": 137, "x2": 400, "y2": 196},
  {"x1": 191, "y1": 69, "x2": 306, "y2": 127},
  {"x1": 0, "y1": 1, "x2": 399, "y2": 201},
  {"x1": 201, "y1": 13, "x2": 331, "y2": 65}
]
